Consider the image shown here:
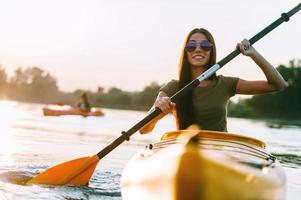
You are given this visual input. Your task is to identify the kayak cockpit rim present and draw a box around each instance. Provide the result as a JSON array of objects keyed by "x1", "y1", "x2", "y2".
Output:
[{"x1": 160, "y1": 130, "x2": 266, "y2": 149}]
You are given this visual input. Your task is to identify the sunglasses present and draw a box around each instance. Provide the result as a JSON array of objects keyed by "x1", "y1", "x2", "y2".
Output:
[{"x1": 185, "y1": 40, "x2": 213, "y2": 52}]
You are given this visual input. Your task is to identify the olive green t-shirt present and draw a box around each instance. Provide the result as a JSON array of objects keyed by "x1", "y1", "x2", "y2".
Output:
[{"x1": 160, "y1": 75, "x2": 239, "y2": 132}]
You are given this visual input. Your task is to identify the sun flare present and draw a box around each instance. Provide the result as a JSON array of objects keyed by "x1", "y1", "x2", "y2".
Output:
[{"x1": 0, "y1": 100, "x2": 22, "y2": 162}]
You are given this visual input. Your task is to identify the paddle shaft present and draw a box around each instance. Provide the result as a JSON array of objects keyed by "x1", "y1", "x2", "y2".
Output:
[{"x1": 97, "y1": 4, "x2": 301, "y2": 159}]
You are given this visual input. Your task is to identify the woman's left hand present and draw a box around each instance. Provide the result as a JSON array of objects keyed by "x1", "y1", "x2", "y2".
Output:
[{"x1": 237, "y1": 39, "x2": 257, "y2": 57}]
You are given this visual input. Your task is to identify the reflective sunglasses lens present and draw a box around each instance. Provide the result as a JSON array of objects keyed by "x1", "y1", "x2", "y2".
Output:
[
  {"x1": 200, "y1": 41, "x2": 212, "y2": 51},
  {"x1": 185, "y1": 43, "x2": 197, "y2": 52}
]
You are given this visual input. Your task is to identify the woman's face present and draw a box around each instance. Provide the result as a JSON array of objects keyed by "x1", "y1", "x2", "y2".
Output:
[{"x1": 186, "y1": 32, "x2": 211, "y2": 67}]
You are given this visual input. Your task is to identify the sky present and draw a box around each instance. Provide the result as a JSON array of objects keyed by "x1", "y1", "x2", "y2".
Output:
[{"x1": 0, "y1": 0, "x2": 300, "y2": 93}]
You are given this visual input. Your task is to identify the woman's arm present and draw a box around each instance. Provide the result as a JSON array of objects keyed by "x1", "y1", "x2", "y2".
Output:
[
  {"x1": 139, "y1": 91, "x2": 175, "y2": 134},
  {"x1": 236, "y1": 39, "x2": 288, "y2": 94}
]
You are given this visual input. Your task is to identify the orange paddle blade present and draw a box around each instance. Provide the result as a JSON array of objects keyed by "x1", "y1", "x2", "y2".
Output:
[{"x1": 27, "y1": 155, "x2": 99, "y2": 186}]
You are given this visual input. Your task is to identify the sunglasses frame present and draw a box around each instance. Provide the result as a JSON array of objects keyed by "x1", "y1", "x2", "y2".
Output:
[{"x1": 185, "y1": 40, "x2": 213, "y2": 52}]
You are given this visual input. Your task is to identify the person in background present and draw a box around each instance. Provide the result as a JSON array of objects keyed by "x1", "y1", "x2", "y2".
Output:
[
  {"x1": 77, "y1": 92, "x2": 91, "y2": 112},
  {"x1": 140, "y1": 28, "x2": 287, "y2": 133}
]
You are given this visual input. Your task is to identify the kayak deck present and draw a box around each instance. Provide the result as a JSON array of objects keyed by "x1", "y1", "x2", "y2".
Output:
[{"x1": 121, "y1": 130, "x2": 286, "y2": 200}]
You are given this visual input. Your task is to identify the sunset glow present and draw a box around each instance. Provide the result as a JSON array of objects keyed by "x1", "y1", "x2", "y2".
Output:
[
  {"x1": 0, "y1": 0, "x2": 300, "y2": 92},
  {"x1": 0, "y1": 101, "x2": 22, "y2": 162}
]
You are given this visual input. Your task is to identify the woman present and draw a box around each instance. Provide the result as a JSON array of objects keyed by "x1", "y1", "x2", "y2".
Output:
[
  {"x1": 77, "y1": 92, "x2": 91, "y2": 112},
  {"x1": 140, "y1": 28, "x2": 287, "y2": 133}
]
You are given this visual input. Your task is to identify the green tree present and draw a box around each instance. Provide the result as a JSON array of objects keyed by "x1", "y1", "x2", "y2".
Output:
[
  {"x1": 0, "y1": 66, "x2": 7, "y2": 97},
  {"x1": 133, "y1": 82, "x2": 160, "y2": 109},
  {"x1": 25, "y1": 67, "x2": 59, "y2": 102},
  {"x1": 6, "y1": 66, "x2": 60, "y2": 103},
  {"x1": 106, "y1": 87, "x2": 132, "y2": 108}
]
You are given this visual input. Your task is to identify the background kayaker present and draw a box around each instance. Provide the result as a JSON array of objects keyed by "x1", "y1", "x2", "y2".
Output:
[
  {"x1": 140, "y1": 28, "x2": 288, "y2": 133},
  {"x1": 77, "y1": 92, "x2": 91, "y2": 112}
]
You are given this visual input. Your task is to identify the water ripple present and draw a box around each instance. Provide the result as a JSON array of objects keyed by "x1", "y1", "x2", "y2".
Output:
[{"x1": 273, "y1": 153, "x2": 301, "y2": 168}]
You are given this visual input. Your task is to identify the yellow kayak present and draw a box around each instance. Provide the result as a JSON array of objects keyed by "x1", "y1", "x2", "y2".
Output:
[
  {"x1": 121, "y1": 130, "x2": 286, "y2": 200},
  {"x1": 42, "y1": 106, "x2": 104, "y2": 117}
]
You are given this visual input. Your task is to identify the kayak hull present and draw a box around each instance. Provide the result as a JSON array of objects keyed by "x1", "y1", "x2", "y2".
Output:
[
  {"x1": 42, "y1": 107, "x2": 104, "y2": 117},
  {"x1": 121, "y1": 130, "x2": 286, "y2": 200}
]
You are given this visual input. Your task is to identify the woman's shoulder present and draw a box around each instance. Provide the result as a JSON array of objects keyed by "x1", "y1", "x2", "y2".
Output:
[
  {"x1": 167, "y1": 79, "x2": 178, "y2": 85},
  {"x1": 217, "y1": 75, "x2": 239, "y2": 83},
  {"x1": 160, "y1": 79, "x2": 178, "y2": 97},
  {"x1": 216, "y1": 75, "x2": 239, "y2": 96},
  {"x1": 162, "y1": 79, "x2": 178, "y2": 87}
]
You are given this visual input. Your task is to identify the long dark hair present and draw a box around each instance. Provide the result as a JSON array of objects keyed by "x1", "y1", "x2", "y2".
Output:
[{"x1": 175, "y1": 28, "x2": 217, "y2": 129}]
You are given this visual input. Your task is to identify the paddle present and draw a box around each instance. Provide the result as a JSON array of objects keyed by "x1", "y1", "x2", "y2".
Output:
[{"x1": 27, "y1": 4, "x2": 301, "y2": 186}]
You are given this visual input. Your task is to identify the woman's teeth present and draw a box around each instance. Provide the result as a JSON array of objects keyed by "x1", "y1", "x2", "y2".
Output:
[{"x1": 193, "y1": 55, "x2": 204, "y2": 59}]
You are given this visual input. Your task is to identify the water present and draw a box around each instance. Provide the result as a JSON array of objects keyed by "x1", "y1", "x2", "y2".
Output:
[{"x1": 0, "y1": 100, "x2": 300, "y2": 200}]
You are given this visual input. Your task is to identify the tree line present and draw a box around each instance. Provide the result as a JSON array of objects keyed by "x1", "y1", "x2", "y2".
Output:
[
  {"x1": 0, "y1": 66, "x2": 160, "y2": 110},
  {"x1": 0, "y1": 59, "x2": 300, "y2": 120}
]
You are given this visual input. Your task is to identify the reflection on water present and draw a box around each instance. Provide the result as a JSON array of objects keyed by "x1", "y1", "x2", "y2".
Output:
[
  {"x1": 264, "y1": 118, "x2": 301, "y2": 129},
  {"x1": 0, "y1": 167, "x2": 122, "y2": 200},
  {"x1": 0, "y1": 170, "x2": 32, "y2": 185},
  {"x1": 274, "y1": 154, "x2": 301, "y2": 168},
  {"x1": 0, "y1": 100, "x2": 300, "y2": 199}
]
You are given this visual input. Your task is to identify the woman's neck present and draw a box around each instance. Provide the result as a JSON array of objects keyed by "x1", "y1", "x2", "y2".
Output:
[
  {"x1": 191, "y1": 65, "x2": 212, "y2": 87},
  {"x1": 191, "y1": 65, "x2": 206, "y2": 79}
]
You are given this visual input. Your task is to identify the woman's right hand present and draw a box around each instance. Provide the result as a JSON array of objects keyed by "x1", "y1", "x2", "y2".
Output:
[
  {"x1": 140, "y1": 92, "x2": 175, "y2": 134},
  {"x1": 154, "y1": 96, "x2": 176, "y2": 114}
]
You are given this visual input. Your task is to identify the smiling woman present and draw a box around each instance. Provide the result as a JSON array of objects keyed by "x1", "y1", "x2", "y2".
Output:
[{"x1": 139, "y1": 27, "x2": 288, "y2": 134}]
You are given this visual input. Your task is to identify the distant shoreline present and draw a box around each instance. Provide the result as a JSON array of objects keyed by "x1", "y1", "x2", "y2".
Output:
[{"x1": 229, "y1": 116, "x2": 301, "y2": 128}]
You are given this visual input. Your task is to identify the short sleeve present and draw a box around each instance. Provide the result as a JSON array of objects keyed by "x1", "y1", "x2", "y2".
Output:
[
  {"x1": 220, "y1": 75, "x2": 239, "y2": 96},
  {"x1": 159, "y1": 80, "x2": 178, "y2": 97}
]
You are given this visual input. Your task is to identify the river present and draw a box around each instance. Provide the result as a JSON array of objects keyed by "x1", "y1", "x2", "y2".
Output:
[{"x1": 0, "y1": 100, "x2": 300, "y2": 199}]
